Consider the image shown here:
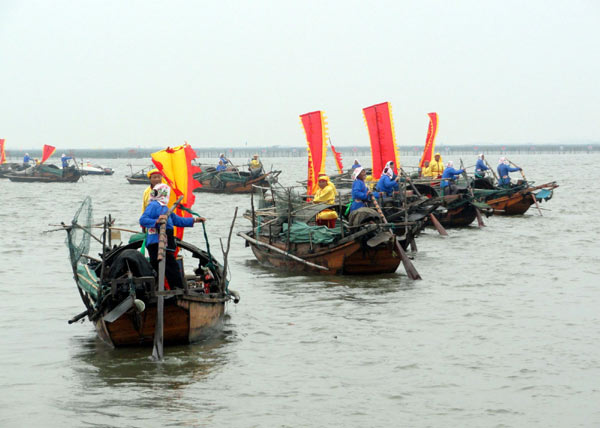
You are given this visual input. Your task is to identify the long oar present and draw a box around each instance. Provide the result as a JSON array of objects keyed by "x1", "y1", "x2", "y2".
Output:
[
  {"x1": 399, "y1": 168, "x2": 448, "y2": 236},
  {"x1": 484, "y1": 159, "x2": 499, "y2": 183},
  {"x1": 460, "y1": 159, "x2": 485, "y2": 227},
  {"x1": 507, "y1": 159, "x2": 543, "y2": 216},
  {"x1": 371, "y1": 197, "x2": 421, "y2": 280},
  {"x1": 152, "y1": 195, "x2": 184, "y2": 362}
]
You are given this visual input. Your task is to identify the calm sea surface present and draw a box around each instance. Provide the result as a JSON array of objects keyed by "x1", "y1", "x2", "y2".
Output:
[{"x1": 0, "y1": 154, "x2": 598, "y2": 427}]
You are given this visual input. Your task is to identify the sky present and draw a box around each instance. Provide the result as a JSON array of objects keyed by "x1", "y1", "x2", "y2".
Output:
[{"x1": 0, "y1": 0, "x2": 598, "y2": 150}]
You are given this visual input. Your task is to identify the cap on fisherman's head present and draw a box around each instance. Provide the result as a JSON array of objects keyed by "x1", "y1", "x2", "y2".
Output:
[{"x1": 147, "y1": 168, "x2": 161, "y2": 178}]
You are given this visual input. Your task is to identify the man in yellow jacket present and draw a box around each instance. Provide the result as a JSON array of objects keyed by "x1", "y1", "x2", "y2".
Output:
[
  {"x1": 142, "y1": 168, "x2": 166, "y2": 213},
  {"x1": 427, "y1": 153, "x2": 444, "y2": 179},
  {"x1": 313, "y1": 174, "x2": 339, "y2": 228}
]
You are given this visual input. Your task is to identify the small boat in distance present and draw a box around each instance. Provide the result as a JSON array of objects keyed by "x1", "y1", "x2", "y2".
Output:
[
  {"x1": 192, "y1": 163, "x2": 281, "y2": 194},
  {"x1": 78, "y1": 161, "x2": 114, "y2": 175},
  {"x1": 5, "y1": 164, "x2": 81, "y2": 183},
  {"x1": 125, "y1": 164, "x2": 154, "y2": 184}
]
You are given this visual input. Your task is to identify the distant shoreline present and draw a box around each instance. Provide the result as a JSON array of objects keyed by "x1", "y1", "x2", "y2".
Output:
[{"x1": 3, "y1": 143, "x2": 598, "y2": 159}]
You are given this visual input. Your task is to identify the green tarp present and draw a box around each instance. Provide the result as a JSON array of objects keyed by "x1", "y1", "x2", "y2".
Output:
[{"x1": 280, "y1": 221, "x2": 342, "y2": 244}]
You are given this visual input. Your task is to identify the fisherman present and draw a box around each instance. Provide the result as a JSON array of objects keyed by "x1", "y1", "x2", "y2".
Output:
[
  {"x1": 497, "y1": 157, "x2": 521, "y2": 187},
  {"x1": 440, "y1": 161, "x2": 465, "y2": 195},
  {"x1": 219, "y1": 153, "x2": 229, "y2": 166},
  {"x1": 248, "y1": 154, "x2": 263, "y2": 176},
  {"x1": 313, "y1": 174, "x2": 339, "y2": 227},
  {"x1": 216, "y1": 160, "x2": 227, "y2": 172},
  {"x1": 23, "y1": 153, "x2": 32, "y2": 167},
  {"x1": 419, "y1": 160, "x2": 430, "y2": 178},
  {"x1": 350, "y1": 159, "x2": 361, "y2": 170},
  {"x1": 474, "y1": 154, "x2": 489, "y2": 178},
  {"x1": 139, "y1": 183, "x2": 205, "y2": 289},
  {"x1": 61, "y1": 153, "x2": 72, "y2": 168},
  {"x1": 428, "y1": 153, "x2": 444, "y2": 178},
  {"x1": 349, "y1": 167, "x2": 375, "y2": 212},
  {"x1": 376, "y1": 162, "x2": 399, "y2": 196},
  {"x1": 142, "y1": 168, "x2": 165, "y2": 213}
]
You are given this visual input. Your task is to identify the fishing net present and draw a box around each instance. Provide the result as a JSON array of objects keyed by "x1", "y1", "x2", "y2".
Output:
[{"x1": 66, "y1": 196, "x2": 93, "y2": 269}]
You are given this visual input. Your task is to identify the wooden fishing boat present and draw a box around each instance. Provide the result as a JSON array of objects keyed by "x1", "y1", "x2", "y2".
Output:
[
  {"x1": 413, "y1": 182, "x2": 492, "y2": 228},
  {"x1": 125, "y1": 165, "x2": 154, "y2": 184},
  {"x1": 239, "y1": 188, "x2": 404, "y2": 275},
  {"x1": 192, "y1": 165, "x2": 281, "y2": 194},
  {"x1": 5, "y1": 164, "x2": 81, "y2": 183},
  {"x1": 0, "y1": 162, "x2": 27, "y2": 178},
  {"x1": 473, "y1": 179, "x2": 559, "y2": 215},
  {"x1": 60, "y1": 198, "x2": 239, "y2": 348}
]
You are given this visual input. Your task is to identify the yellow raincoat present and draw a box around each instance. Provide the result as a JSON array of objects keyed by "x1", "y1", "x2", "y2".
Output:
[
  {"x1": 313, "y1": 176, "x2": 339, "y2": 221},
  {"x1": 427, "y1": 153, "x2": 444, "y2": 178}
]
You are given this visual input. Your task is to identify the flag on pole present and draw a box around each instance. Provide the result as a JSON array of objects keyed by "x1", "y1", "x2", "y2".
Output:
[
  {"x1": 419, "y1": 112, "x2": 438, "y2": 168},
  {"x1": 40, "y1": 144, "x2": 56, "y2": 164},
  {"x1": 362, "y1": 102, "x2": 399, "y2": 179},
  {"x1": 300, "y1": 111, "x2": 328, "y2": 195},
  {"x1": 151, "y1": 143, "x2": 202, "y2": 242},
  {"x1": 0, "y1": 139, "x2": 5, "y2": 165},
  {"x1": 329, "y1": 139, "x2": 344, "y2": 174}
]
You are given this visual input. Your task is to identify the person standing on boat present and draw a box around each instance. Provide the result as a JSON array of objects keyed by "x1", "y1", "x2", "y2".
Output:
[
  {"x1": 349, "y1": 167, "x2": 375, "y2": 212},
  {"x1": 313, "y1": 174, "x2": 339, "y2": 227},
  {"x1": 219, "y1": 153, "x2": 229, "y2": 166},
  {"x1": 474, "y1": 154, "x2": 489, "y2": 178},
  {"x1": 142, "y1": 168, "x2": 165, "y2": 213},
  {"x1": 140, "y1": 183, "x2": 205, "y2": 289},
  {"x1": 376, "y1": 163, "x2": 399, "y2": 196},
  {"x1": 23, "y1": 153, "x2": 32, "y2": 167},
  {"x1": 428, "y1": 153, "x2": 444, "y2": 179},
  {"x1": 61, "y1": 153, "x2": 72, "y2": 168},
  {"x1": 350, "y1": 159, "x2": 361, "y2": 170},
  {"x1": 440, "y1": 161, "x2": 464, "y2": 195},
  {"x1": 497, "y1": 157, "x2": 521, "y2": 187}
]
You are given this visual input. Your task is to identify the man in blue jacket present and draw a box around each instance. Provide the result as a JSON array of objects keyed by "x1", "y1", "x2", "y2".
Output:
[
  {"x1": 474, "y1": 154, "x2": 489, "y2": 178},
  {"x1": 497, "y1": 157, "x2": 521, "y2": 187},
  {"x1": 140, "y1": 183, "x2": 205, "y2": 289},
  {"x1": 376, "y1": 163, "x2": 399, "y2": 197},
  {"x1": 61, "y1": 153, "x2": 72, "y2": 168},
  {"x1": 349, "y1": 167, "x2": 376, "y2": 212},
  {"x1": 440, "y1": 161, "x2": 464, "y2": 195}
]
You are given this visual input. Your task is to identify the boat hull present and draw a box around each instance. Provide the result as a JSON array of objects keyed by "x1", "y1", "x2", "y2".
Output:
[
  {"x1": 249, "y1": 237, "x2": 400, "y2": 275},
  {"x1": 95, "y1": 296, "x2": 226, "y2": 347},
  {"x1": 6, "y1": 173, "x2": 81, "y2": 183},
  {"x1": 486, "y1": 192, "x2": 534, "y2": 215},
  {"x1": 193, "y1": 173, "x2": 272, "y2": 194}
]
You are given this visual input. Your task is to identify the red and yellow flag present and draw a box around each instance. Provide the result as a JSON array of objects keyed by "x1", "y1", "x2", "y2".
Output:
[
  {"x1": 0, "y1": 139, "x2": 5, "y2": 165},
  {"x1": 362, "y1": 102, "x2": 399, "y2": 179},
  {"x1": 151, "y1": 143, "x2": 202, "y2": 242},
  {"x1": 329, "y1": 139, "x2": 344, "y2": 174},
  {"x1": 300, "y1": 111, "x2": 328, "y2": 195},
  {"x1": 419, "y1": 112, "x2": 438, "y2": 168},
  {"x1": 40, "y1": 144, "x2": 56, "y2": 164}
]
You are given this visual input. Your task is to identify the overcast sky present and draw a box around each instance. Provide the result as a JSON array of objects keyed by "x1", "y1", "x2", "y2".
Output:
[{"x1": 1, "y1": 0, "x2": 598, "y2": 150}]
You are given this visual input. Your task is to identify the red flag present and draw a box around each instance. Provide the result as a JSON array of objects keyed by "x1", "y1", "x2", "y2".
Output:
[
  {"x1": 151, "y1": 143, "x2": 202, "y2": 242},
  {"x1": 40, "y1": 145, "x2": 56, "y2": 164},
  {"x1": 362, "y1": 102, "x2": 399, "y2": 179},
  {"x1": 329, "y1": 140, "x2": 344, "y2": 174},
  {"x1": 300, "y1": 111, "x2": 328, "y2": 195},
  {"x1": 419, "y1": 113, "x2": 438, "y2": 168},
  {"x1": 0, "y1": 139, "x2": 5, "y2": 165}
]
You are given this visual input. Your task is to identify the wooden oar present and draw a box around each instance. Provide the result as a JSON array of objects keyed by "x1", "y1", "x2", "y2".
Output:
[
  {"x1": 507, "y1": 159, "x2": 543, "y2": 216},
  {"x1": 399, "y1": 168, "x2": 448, "y2": 236},
  {"x1": 484, "y1": 159, "x2": 499, "y2": 183},
  {"x1": 460, "y1": 159, "x2": 485, "y2": 227},
  {"x1": 237, "y1": 232, "x2": 329, "y2": 271},
  {"x1": 371, "y1": 197, "x2": 421, "y2": 280},
  {"x1": 152, "y1": 195, "x2": 184, "y2": 362}
]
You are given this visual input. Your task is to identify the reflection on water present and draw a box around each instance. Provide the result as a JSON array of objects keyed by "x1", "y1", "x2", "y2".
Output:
[{"x1": 1, "y1": 155, "x2": 600, "y2": 427}]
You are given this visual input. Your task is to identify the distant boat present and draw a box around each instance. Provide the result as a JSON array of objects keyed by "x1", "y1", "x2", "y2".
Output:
[
  {"x1": 5, "y1": 164, "x2": 81, "y2": 183},
  {"x1": 78, "y1": 161, "x2": 114, "y2": 175},
  {"x1": 192, "y1": 164, "x2": 281, "y2": 194},
  {"x1": 125, "y1": 165, "x2": 154, "y2": 185}
]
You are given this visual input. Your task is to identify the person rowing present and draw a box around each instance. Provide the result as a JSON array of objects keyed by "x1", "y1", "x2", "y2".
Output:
[
  {"x1": 474, "y1": 154, "x2": 490, "y2": 178},
  {"x1": 440, "y1": 161, "x2": 464, "y2": 195},
  {"x1": 497, "y1": 157, "x2": 521, "y2": 187},
  {"x1": 139, "y1": 183, "x2": 205, "y2": 289},
  {"x1": 349, "y1": 167, "x2": 377, "y2": 213},
  {"x1": 376, "y1": 161, "x2": 400, "y2": 196}
]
